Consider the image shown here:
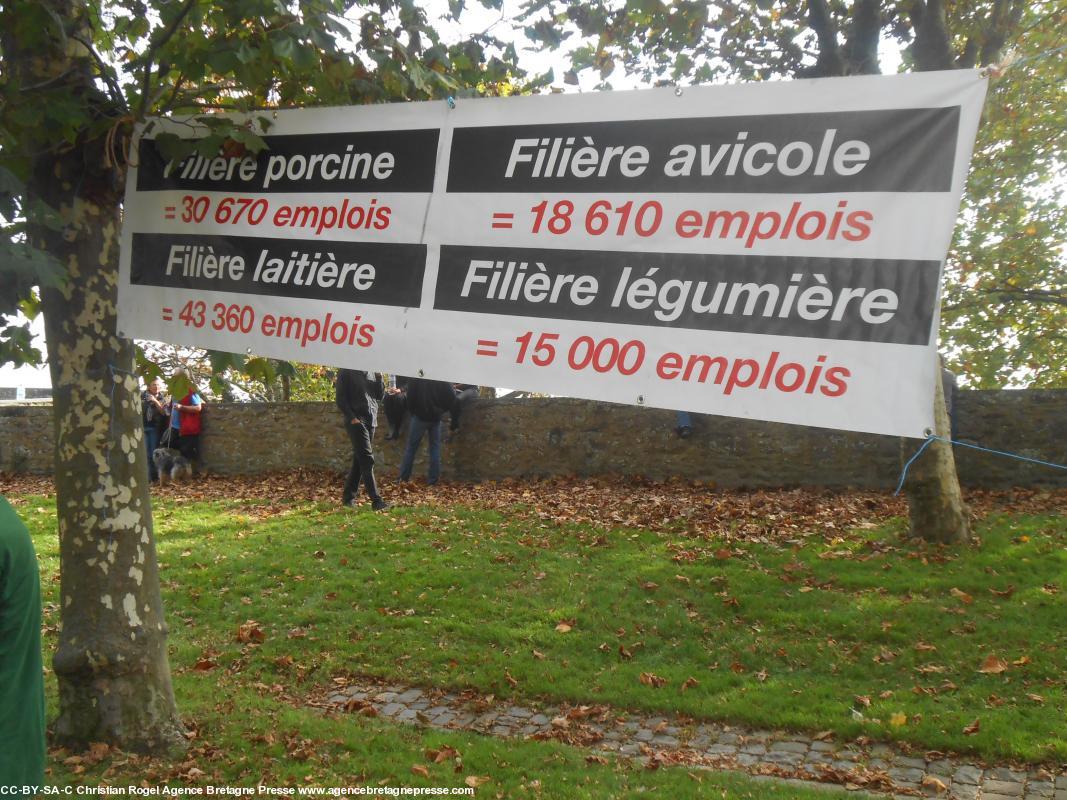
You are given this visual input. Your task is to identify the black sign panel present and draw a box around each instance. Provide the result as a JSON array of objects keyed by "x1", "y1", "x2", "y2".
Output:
[
  {"x1": 137, "y1": 130, "x2": 440, "y2": 193},
  {"x1": 447, "y1": 108, "x2": 959, "y2": 194},
  {"x1": 130, "y1": 233, "x2": 425, "y2": 307},
  {"x1": 435, "y1": 245, "x2": 938, "y2": 345}
]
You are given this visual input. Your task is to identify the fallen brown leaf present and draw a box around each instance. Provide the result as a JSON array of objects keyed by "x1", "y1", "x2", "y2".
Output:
[
  {"x1": 978, "y1": 655, "x2": 1009, "y2": 674},
  {"x1": 639, "y1": 671, "x2": 667, "y2": 688},
  {"x1": 950, "y1": 587, "x2": 974, "y2": 605},
  {"x1": 922, "y1": 775, "x2": 948, "y2": 793},
  {"x1": 235, "y1": 620, "x2": 265, "y2": 643}
]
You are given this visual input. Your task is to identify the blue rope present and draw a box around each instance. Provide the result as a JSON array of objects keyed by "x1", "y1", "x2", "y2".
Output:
[{"x1": 895, "y1": 435, "x2": 1067, "y2": 495}]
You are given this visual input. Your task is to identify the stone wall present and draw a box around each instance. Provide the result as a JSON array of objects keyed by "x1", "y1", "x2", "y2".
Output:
[
  {"x1": 1, "y1": 390, "x2": 1064, "y2": 489},
  {"x1": 0, "y1": 403, "x2": 54, "y2": 474}
]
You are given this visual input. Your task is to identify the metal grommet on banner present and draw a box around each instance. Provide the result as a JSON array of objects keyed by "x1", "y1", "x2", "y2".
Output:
[
  {"x1": 446, "y1": 96, "x2": 456, "y2": 110},
  {"x1": 418, "y1": 368, "x2": 425, "y2": 377},
  {"x1": 246, "y1": 348, "x2": 252, "y2": 355},
  {"x1": 674, "y1": 85, "x2": 683, "y2": 97},
  {"x1": 923, "y1": 427, "x2": 933, "y2": 437},
  {"x1": 637, "y1": 395, "x2": 645, "y2": 405}
]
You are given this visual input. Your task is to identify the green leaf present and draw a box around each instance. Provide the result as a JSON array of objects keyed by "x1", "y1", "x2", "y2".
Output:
[
  {"x1": 0, "y1": 322, "x2": 43, "y2": 368},
  {"x1": 0, "y1": 241, "x2": 66, "y2": 294},
  {"x1": 195, "y1": 134, "x2": 227, "y2": 159},
  {"x1": 271, "y1": 33, "x2": 296, "y2": 62},
  {"x1": 235, "y1": 41, "x2": 259, "y2": 65}
]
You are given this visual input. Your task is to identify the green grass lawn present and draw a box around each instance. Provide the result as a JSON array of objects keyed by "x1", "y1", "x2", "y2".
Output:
[{"x1": 12, "y1": 483, "x2": 1067, "y2": 791}]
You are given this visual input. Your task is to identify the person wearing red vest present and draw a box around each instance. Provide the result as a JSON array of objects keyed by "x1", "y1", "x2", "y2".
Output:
[{"x1": 175, "y1": 386, "x2": 203, "y2": 472}]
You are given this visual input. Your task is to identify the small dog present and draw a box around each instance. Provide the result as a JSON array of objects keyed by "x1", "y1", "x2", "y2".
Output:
[{"x1": 153, "y1": 447, "x2": 193, "y2": 485}]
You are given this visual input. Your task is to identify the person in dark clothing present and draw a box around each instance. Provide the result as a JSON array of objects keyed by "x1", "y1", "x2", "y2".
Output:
[
  {"x1": 448, "y1": 383, "x2": 479, "y2": 438},
  {"x1": 0, "y1": 496, "x2": 46, "y2": 790},
  {"x1": 382, "y1": 376, "x2": 409, "y2": 440},
  {"x1": 141, "y1": 377, "x2": 168, "y2": 481},
  {"x1": 398, "y1": 378, "x2": 457, "y2": 485},
  {"x1": 335, "y1": 368, "x2": 389, "y2": 510}
]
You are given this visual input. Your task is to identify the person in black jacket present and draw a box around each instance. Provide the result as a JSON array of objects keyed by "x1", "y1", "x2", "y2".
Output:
[
  {"x1": 334, "y1": 368, "x2": 389, "y2": 510},
  {"x1": 398, "y1": 378, "x2": 456, "y2": 485},
  {"x1": 382, "y1": 375, "x2": 408, "y2": 440}
]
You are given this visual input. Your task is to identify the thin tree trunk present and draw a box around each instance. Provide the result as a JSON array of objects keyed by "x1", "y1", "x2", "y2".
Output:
[{"x1": 902, "y1": 355, "x2": 971, "y2": 543}]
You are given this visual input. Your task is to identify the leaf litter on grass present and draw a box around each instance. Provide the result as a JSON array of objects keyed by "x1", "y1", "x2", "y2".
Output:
[{"x1": 6, "y1": 470, "x2": 1064, "y2": 545}]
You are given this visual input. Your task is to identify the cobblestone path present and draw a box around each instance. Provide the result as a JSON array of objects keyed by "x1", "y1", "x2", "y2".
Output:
[{"x1": 318, "y1": 679, "x2": 1065, "y2": 800}]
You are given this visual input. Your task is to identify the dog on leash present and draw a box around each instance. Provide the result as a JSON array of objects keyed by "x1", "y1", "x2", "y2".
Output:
[{"x1": 153, "y1": 447, "x2": 193, "y2": 485}]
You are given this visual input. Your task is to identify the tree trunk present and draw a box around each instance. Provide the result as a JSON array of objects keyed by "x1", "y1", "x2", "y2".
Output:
[
  {"x1": 18, "y1": 1, "x2": 186, "y2": 753},
  {"x1": 902, "y1": 355, "x2": 971, "y2": 543},
  {"x1": 34, "y1": 166, "x2": 186, "y2": 753}
]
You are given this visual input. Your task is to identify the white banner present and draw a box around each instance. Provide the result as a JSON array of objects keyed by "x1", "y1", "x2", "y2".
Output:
[{"x1": 117, "y1": 71, "x2": 987, "y2": 437}]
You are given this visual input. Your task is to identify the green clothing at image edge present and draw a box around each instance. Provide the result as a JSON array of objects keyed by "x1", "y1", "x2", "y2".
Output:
[{"x1": 0, "y1": 496, "x2": 46, "y2": 789}]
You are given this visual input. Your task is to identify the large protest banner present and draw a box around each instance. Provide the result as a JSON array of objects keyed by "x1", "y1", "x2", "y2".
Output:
[{"x1": 117, "y1": 70, "x2": 987, "y2": 438}]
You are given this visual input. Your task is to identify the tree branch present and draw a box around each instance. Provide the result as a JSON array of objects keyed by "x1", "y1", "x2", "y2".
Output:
[
  {"x1": 136, "y1": 0, "x2": 199, "y2": 120},
  {"x1": 805, "y1": 0, "x2": 845, "y2": 77},
  {"x1": 843, "y1": 0, "x2": 883, "y2": 74},
  {"x1": 985, "y1": 287, "x2": 1067, "y2": 306},
  {"x1": 957, "y1": 36, "x2": 979, "y2": 68},
  {"x1": 909, "y1": 0, "x2": 954, "y2": 71},
  {"x1": 978, "y1": 0, "x2": 1026, "y2": 66},
  {"x1": 69, "y1": 33, "x2": 128, "y2": 111}
]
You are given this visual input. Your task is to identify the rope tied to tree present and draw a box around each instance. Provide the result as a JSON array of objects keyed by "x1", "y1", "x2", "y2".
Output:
[{"x1": 895, "y1": 435, "x2": 1067, "y2": 495}]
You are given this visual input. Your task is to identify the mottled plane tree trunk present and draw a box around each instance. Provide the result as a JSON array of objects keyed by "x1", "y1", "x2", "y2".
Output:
[
  {"x1": 901, "y1": 355, "x2": 972, "y2": 543},
  {"x1": 6, "y1": 1, "x2": 185, "y2": 752}
]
